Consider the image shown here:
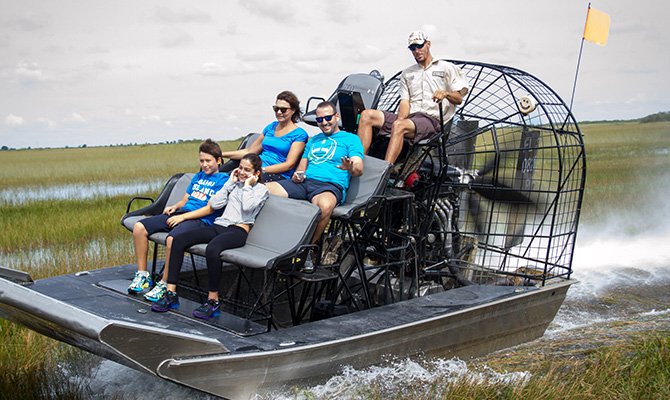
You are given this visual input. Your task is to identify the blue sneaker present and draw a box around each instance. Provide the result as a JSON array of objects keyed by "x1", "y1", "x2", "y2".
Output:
[
  {"x1": 151, "y1": 291, "x2": 179, "y2": 312},
  {"x1": 193, "y1": 299, "x2": 221, "y2": 319},
  {"x1": 144, "y1": 281, "x2": 167, "y2": 302},
  {"x1": 128, "y1": 271, "x2": 152, "y2": 293}
]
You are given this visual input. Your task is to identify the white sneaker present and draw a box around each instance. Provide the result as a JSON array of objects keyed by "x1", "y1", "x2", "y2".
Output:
[{"x1": 144, "y1": 280, "x2": 167, "y2": 302}]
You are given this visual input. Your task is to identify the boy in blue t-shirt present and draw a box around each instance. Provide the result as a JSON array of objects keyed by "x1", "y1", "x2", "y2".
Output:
[{"x1": 128, "y1": 139, "x2": 229, "y2": 300}]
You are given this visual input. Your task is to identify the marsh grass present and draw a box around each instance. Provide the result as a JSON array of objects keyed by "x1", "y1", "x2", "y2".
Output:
[
  {"x1": 0, "y1": 123, "x2": 669, "y2": 398},
  {"x1": 0, "y1": 138, "x2": 242, "y2": 188},
  {"x1": 579, "y1": 121, "x2": 670, "y2": 224}
]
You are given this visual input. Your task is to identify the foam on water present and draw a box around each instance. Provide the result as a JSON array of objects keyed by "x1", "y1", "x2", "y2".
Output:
[{"x1": 255, "y1": 357, "x2": 530, "y2": 400}]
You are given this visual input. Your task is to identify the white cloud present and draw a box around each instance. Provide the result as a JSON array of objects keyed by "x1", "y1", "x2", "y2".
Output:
[
  {"x1": 66, "y1": 113, "x2": 86, "y2": 124},
  {"x1": 11, "y1": 14, "x2": 49, "y2": 31},
  {"x1": 38, "y1": 117, "x2": 57, "y2": 129},
  {"x1": 15, "y1": 60, "x2": 47, "y2": 84},
  {"x1": 153, "y1": 5, "x2": 213, "y2": 24},
  {"x1": 239, "y1": 0, "x2": 296, "y2": 23},
  {"x1": 4, "y1": 114, "x2": 24, "y2": 126},
  {"x1": 199, "y1": 62, "x2": 227, "y2": 76},
  {"x1": 160, "y1": 27, "x2": 193, "y2": 47},
  {"x1": 144, "y1": 115, "x2": 162, "y2": 123}
]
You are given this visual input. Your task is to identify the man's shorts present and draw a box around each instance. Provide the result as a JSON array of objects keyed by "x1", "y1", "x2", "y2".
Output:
[
  {"x1": 138, "y1": 211, "x2": 207, "y2": 237},
  {"x1": 278, "y1": 178, "x2": 344, "y2": 205},
  {"x1": 379, "y1": 111, "x2": 442, "y2": 144}
]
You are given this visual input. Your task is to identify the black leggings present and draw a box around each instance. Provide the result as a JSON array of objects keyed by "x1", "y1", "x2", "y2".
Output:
[{"x1": 167, "y1": 224, "x2": 248, "y2": 293}]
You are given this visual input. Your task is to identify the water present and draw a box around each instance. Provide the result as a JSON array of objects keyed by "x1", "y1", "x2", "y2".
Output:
[{"x1": 0, "y1": 180, "x2": 164, "y2": 205}]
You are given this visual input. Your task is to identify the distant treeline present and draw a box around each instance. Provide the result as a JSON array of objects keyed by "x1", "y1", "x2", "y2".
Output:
[
  {"x1": 639, "y1": 111, "x2": 670, "y2": 123},
  {"x1": 581, "y1": 110, "x2": 670, "y2": 125}
]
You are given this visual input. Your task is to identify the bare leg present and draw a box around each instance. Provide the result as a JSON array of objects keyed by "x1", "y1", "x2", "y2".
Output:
[
  {"x1": 132, "y1": 222, "x2": 149, "y2": 272},
  {"x1": 160, "y1": 236, "x2": 173, "y2": 283},
  {"x1": 266, "y1": 181, "x2": 288, "y2": 197},
  {"x1": 385, "y1": 119, "x2": 416, "y2": 164},
  {"x1": 356, "y1": 109, "x2": 385, "y2": 154},
  {"x1": 310, "y1": 191, "x2": 338, "y2": 243}
]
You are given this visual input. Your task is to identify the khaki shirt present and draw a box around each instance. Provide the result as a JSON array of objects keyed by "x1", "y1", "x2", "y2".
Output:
[{"x1": 399, "y1": 59, "x2": 469, "y2": 123}]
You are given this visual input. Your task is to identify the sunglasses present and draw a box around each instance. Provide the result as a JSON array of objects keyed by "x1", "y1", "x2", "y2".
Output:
[
  {"x1": 408, "y1": 42, "x2": 426, "y2": 51},
  {"x1": 272, "y1": 106, "x2": 292, "y2": 113},
  {"x1": 315, "y1": 114, "x2": 335, "y2": 123}
]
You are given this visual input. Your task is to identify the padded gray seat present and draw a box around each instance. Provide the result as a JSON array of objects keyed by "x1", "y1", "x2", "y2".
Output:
[
  {"x1": 331, "y1": 156, "x2": 391, "y2": 220},
  {"x1": 121, "y1": 175, "x2": 321, "y2": 271},
  {"x1": 121, "y1": 172, "x2": 195, "y2": 241},
  {"x1": 184, "y1": 195, "x2": 320, "y2": 270}
]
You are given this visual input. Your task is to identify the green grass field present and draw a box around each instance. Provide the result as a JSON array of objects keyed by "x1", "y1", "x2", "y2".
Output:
[{"x1": 0, "y1": 121, "x2": 668, "y2": 399}]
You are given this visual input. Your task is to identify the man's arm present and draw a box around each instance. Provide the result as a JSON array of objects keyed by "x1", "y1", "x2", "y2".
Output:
[
  {"x1": 338, "y1": 156, "x2": 364, "y2": 177},
  {"x1": 432, "y1": 90, "x2": 463, "y2": 105},
  {"x1": 397, "y1": 99, "x2": 411, "y2": 120}
]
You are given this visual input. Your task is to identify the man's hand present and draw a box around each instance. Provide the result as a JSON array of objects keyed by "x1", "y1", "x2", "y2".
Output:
[
  {"x1": 337, "y1": 156, "x2": 364, "y2": 177},
  {"x1": 432, "y1": 90, "x2": 448, "y2": 103},
  {"x1": 337, "y1": 156, "x2": 355, "y2": 171},
  {"x1": 292, "y1": 170, "x2": 305, "y2": 183}
]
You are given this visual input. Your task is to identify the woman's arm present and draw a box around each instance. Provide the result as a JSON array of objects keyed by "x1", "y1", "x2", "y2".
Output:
[{"x1": 221, "y1": 135, "x2": 264, "y2": 160}]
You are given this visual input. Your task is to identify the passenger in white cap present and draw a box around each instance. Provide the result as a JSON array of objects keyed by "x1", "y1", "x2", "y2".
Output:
[{"x1": 357, "y1": 30, "x2": 469, "y2": 164}]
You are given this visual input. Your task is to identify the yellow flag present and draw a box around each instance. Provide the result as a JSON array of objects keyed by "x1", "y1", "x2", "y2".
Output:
[{"x1": 583, "y1": 7, "x2": 610, "y2": 46}]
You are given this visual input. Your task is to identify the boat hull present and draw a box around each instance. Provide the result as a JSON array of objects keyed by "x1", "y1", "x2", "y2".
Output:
[{"x1": 0, "y1": 264, "x2": 570, "y2": 399}]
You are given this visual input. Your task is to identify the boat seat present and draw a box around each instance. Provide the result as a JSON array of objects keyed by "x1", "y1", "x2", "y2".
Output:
[
  {"x1": 331, "y1": 155, "x2": 392, "y2": 220},
  {"x1": 303, "y1": 72, "x2": 385, "y2": 133},
  {"x1": 219, "y1": 132, "x2": 261, "y2": 173}
]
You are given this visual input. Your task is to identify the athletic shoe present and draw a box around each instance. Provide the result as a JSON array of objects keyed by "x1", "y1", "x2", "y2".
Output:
[
  {"x1": 151, "y1": 291, "x2": 179, "y2": 312},
  {"x1": 193, "y1": 299, "x2": 221, "y2": 319},
  {"x1": 144, "y1": 280, "x2": 167, "y2": 302},
  {"x1": 128, "y1": 271, "x2": 152, "y2": 293},
  {"x1": 301, "y1": 252, "x2": 315, "y2": 274}
]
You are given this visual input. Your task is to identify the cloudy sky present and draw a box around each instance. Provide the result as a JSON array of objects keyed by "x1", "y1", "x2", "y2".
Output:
[{"x1": 1, "y1": 0, "x2": 668, "y2": 149}]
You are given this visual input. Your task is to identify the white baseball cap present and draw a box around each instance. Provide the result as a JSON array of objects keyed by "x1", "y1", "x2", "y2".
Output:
[{"x1": 408, "y1": 30, "x2": 429, "y2": 46}]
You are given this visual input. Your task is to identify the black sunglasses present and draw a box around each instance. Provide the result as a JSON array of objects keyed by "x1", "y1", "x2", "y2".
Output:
[
  {"x1": 315, "y1": 114, "x2": 335, "y2": 123},
  {"x1": 273, "y1": 106, "x2": 292, "y2": 113},
  {"x1": 408, "y1": 42, "x2": 426, "y2": 51}
]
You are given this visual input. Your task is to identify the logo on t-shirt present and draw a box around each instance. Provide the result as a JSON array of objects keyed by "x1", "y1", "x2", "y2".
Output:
[{"x1": 308, "y1": 137, "x2": 337, "y2": 164}]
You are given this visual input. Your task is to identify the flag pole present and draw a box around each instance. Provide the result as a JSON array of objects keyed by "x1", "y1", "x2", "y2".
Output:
[{"x1": 569, "y1": 3, "x2": 591, "y2": 112}]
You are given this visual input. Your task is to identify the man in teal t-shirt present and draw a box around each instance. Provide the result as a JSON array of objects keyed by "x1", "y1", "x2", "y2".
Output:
[{"x1": 266, "y1": 101, "x2": 364, "y2": 243}]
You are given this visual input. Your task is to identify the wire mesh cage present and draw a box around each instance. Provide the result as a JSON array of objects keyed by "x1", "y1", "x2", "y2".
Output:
[{"x1": 377, "y1": 61, "x2": 585, "y2": 286}]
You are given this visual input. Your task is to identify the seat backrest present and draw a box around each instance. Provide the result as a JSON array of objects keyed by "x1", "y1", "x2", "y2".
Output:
[
  {"x1": 332, "y1": 156, "x2": 392, "y2": 219},
  {"x1": 120, "y1": 173, "x2": 195, "y2": 231},
  {"x1": 220, "y1": 195, "x2": 321, "y2": 270},
  {"x1": 303, "y1": 73, "x2": 384, "y2": 130},
  {"x1": 219, "y1": 132, "x2": 261, "y2": 173},
  {"x1": 165, "y1": 173, "x2": 195, "y2": 208}
]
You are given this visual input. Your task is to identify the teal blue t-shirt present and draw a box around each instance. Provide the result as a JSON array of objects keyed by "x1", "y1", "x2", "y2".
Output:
[{"x1": 303, "y1": 130, "x2": 364, "y2": 200}]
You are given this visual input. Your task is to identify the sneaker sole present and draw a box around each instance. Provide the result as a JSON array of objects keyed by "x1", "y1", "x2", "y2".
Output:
[
  {"x1": 193, "y1": 310, "x2": 221, "y2": 319},
  {"x1": 151, "y1": 302, "x2": 180, "y2": 312}
]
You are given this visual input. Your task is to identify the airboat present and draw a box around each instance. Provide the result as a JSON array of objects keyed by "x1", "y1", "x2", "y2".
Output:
[{"x1": 0, "y1": 60, "x2": 585, "y2": 399}]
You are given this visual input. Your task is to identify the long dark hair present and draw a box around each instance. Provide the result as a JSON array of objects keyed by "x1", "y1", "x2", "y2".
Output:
[
  {"x1": 241, "y1": 153, "x2": 264, "y2": 183},
  {"x1": 276, "y1": 90, "x2": 302, "y2": 123}
]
